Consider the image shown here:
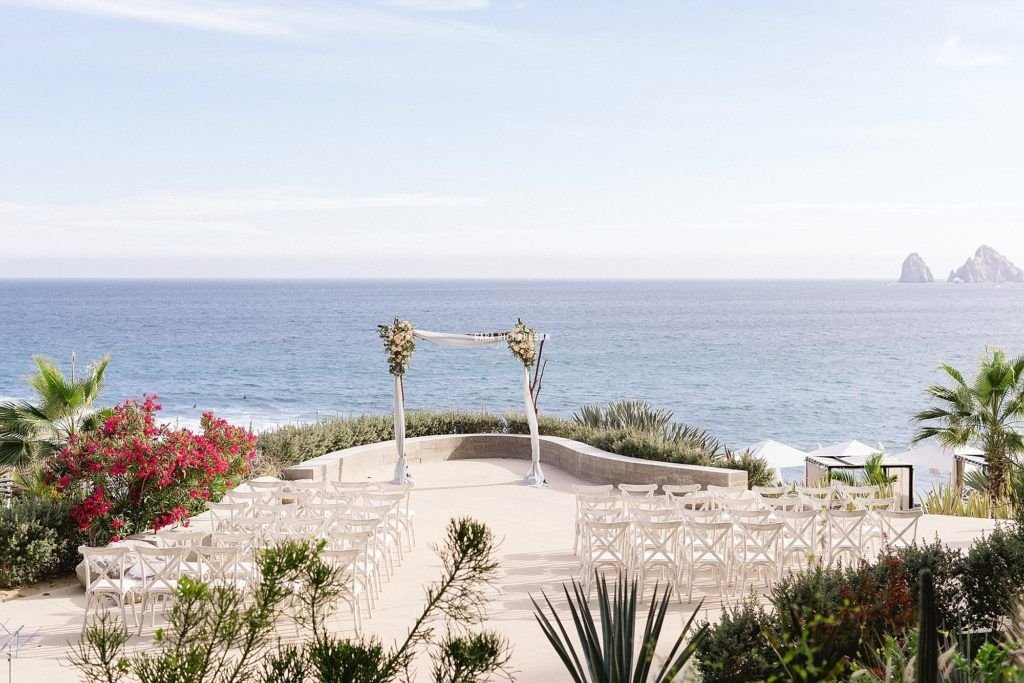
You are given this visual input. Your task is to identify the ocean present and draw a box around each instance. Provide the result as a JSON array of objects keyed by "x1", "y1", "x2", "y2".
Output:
[{"x1": 1, "y1": 279, "x2": 1021, "y2": 472}]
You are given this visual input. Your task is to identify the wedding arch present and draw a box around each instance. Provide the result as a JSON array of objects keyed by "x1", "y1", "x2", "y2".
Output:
[{"x1": 378, "y1": 318, "x2": 547, "y2": 487}]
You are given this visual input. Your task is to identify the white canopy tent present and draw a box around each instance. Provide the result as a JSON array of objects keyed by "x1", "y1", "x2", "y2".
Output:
[
  {"x1": 809, "y1": 440, "x2": 881, "y2": 458},
  {"x1": 746, "y1": 440, "x2": 808, "y2": 469},
  {"x1": 386, "y1": 326, "x2": 546, "y2": 488},
  {"x1": 890, "y1": 442, "x2": 984, "y2": 475}
]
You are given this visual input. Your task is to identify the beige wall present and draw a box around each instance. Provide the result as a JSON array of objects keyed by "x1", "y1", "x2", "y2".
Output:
[{"x1": 281, "y1": 433, "x2": 748, "y2": 488}]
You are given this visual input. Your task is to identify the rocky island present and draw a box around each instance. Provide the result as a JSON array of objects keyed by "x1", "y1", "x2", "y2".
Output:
[
  {"x1": 898, "y1": 253, "x2": 934, "y2": 283},
  {"x1": 948, "y1": 245, "x2": 1024, "y2": 283}
]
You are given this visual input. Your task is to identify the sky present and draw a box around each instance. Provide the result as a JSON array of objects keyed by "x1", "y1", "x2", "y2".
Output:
[{"x1": 1, "y1": 0, "x2": 1022, "y2": 279}]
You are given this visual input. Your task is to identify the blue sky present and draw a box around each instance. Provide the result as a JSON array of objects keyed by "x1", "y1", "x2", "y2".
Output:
[{"x1": 1, "y1": 0, "x2": 1022, "y2": 278}]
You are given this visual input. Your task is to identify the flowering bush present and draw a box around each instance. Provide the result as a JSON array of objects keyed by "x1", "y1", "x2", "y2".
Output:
[
  {"x1": 507, "y1": 319, "x2": 537, "y2": 368},
  {"x1": 47, "y1": 395, "x2": 255, "y2": 546},
  {"x1": 378, "y1": 318, "x2": 416, "y2": 376}
]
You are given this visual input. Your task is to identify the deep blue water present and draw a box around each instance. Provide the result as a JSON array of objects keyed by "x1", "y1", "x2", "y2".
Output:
[{"x1": 1, "y1": 279, "x2": 1022, "y2": 457}]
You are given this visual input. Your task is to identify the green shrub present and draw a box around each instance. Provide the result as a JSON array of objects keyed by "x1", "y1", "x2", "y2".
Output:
[
  {"x1": 696, "y1": 598, "x2": 778, "y2": 683},
  {"x1": 0, "y1": 497, "x2": 83, "y2": 588},
  {"x1": 257, "y1": 409, "x2": 775, "y2": 487},
  {"x1": 960, "y1": 524, "x2": 1024, "y2": 631},
  {"x1": 884, "y1": 539, "x2": 966, "y2": 632}
]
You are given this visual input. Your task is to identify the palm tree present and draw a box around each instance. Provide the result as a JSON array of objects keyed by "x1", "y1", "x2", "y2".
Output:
[
  {"x1": 0, "y1": 354, "x2": 110, "y2": 468},
  {"x1": 913, "y1": 348, "x2": 1024, "y2": 502}
]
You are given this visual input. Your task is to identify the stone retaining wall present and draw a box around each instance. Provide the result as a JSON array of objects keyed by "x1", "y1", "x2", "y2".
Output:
[{"x1": 280, "y1": 433, "x2": 748, "y2": 488}]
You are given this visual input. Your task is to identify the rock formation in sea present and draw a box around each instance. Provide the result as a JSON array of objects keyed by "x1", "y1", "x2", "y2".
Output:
[
  {"x1": 898, "y1": 253, "x2": 934, "y2": 283},
  {"x1": 947, "y1": 245, "x2": 1024, "y2": 283}
]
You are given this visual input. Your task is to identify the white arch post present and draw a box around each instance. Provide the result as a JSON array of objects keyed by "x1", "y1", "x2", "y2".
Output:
[{"x1": 382, "y1": 325, "x2": 545, "y2": 487}]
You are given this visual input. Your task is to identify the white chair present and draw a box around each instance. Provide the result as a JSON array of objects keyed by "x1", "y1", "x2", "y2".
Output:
[
  {"x1": 877, "y1": 509, "x2": 922, "y2": 550},
  {"x1": 572, "y1": 484, "x2": 615, "y2": 496},
  {"x1": 624, "y1": 496, "x2": 669, "y2": 518},
  {"x1": 838, "y1": 484, "x2": 880, "y2": 502},
  {"x1": 733, "y1": 522, "x2": 783, "y2": 595},
  {"x1": 672, "y1": 494, "x2": 714, "y2": 512},
  {"x1": 381, "y1": 483, "x2": 416, "y2": 550},
  {"x1": 575, "y1": 495, "x2": 622, "y2": 554},
  {"x1": 133, "y1": 546, "x2": 184, "y2": 634},
  {"x1": 329, "y1": 530, "x2": 378, "y2": 609},
  {"x1": 706, "y1": 485, "x2": 748, "y2": 497},
  {"x1": 581, "y1": 520, "x2": 632, "y2": 598},
  {"x1": 662, "y1": 484, "x2": 701, "y2": 498},
  {"x1": 79, "y1": 545, "x2": 140, "y2": 633},
  {"x1": 287, "y1": 480, "x2": 328, "y2": 500},
  {"x1": 777, "y1": 509, "x2": 820, "y2": 569},
  {"x1": 826, "y1": 509, "x2": 868, "y2": 565},
  {"x1": 796, "y1": 485, "x2": 834, "y2": 501},
  {"x1": 618, "y1": 483, "x2": 657, "y2": 497},
  {"x1": 633, "y1": 520, "x2": 684, "y2": 602},
  {"x1": 156, "y1": 528, "x2": 208, "y2": 548},
  {"x1": 763, "y1": 496, "x2": 804, "y2": 513},
  {"x1": 223, "y1": 490, "x2": 269, "y2": 510},
  {"x1": 195, "y1": 546, "x2": 245, "y2": 589},
  {"x1": 686, "y1": 520, "x2": 733, "y2": 603},
  {"x1": 752, "y1": 486, "x2": 787, "y2": 498},
  {"x1": 321, "y1": 548, "x2": 364, "y2": 634},
  {"x1": 206, "y1": 502, "x2": 249, "y2": 531}
]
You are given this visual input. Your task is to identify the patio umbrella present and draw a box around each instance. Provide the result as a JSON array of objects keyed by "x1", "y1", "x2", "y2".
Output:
[
  {"x1": 808, "y1": 440, "x2": 880, "y2": 458},
  {"x1": 890, "y1": 442, "x2": 984, "y2": 475},
  {"x1": 745, "y1": 440, "x2": 808, "y2": 469}
]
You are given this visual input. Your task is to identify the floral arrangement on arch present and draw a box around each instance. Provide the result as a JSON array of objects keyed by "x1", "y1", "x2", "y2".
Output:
[
  {"x1": 47, "y1": 395, "x2": 256, "y2": 546},
  {"x1": 378, "y1": 317, "x2": 416, "y2": 376},
  {"x1": 507, "y1": 319, "x2": 538, "y2": 368}
]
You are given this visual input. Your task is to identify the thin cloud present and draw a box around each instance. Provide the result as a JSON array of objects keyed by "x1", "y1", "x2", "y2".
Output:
[
  {"x1": 935, "y1": 36, "x2": 1009, "y2": 67},
  {"x1": 379, "y1": 0, "x2": 489, "y2": 10},
  {"x1": 747, "y1": 201, "x2": 1023, "y2": 214},
  {"x1": 1, "y1": 0, "x2": 517, "y2": 44}
]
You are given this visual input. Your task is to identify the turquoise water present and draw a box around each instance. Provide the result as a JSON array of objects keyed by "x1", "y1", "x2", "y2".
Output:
[{"x1": 1, "y1": 279, "x2": 1022, "y2": 458}]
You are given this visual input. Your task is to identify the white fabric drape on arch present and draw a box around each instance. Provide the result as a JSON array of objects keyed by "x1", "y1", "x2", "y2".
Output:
[{"x1": 390, "y1": 329, "x2": 545, "y2": 487}]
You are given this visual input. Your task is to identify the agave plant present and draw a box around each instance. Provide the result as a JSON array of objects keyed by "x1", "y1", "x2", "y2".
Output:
[
  {"x1": 572, "y1": 400, "x2": 674, "y2": 434},
  {"x1": 532, "y1": 573, "x2": 707, "y2": 683}
]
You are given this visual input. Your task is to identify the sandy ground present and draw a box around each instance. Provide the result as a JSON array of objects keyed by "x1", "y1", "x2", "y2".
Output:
[{"x1": 0, "y1": 458, "x2": 1004, "y2": 681}]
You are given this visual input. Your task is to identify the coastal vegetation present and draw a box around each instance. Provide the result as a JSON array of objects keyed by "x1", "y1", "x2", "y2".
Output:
[
  {"x1": 0, "y1": 354, "x2": 110, "y2": 468},
  {"x1": 694, "y1": 522, "x2": 1024, "y2": 680},
  {"x1": 254, "y1": 402, "x2": 775, "y2": 487},
  {"x1": 72, "y1": 518, "x2": 512, "y2": 683},
  {"x1": 913, "y1": 348, "x2": 1024, "y2": 503}
]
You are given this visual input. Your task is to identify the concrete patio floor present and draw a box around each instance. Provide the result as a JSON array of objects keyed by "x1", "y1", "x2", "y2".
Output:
[{"x1": 0, "y1": 457, "x2": 1004, "y2": 681}]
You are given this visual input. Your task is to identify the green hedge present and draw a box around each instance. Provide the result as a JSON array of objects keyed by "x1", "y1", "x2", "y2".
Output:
[
  {"x1": 255, "y1": 410, "x2": 774, "y2": 487},
  {"x1": 696, "y1": 524, "x2": 1024, "y2": 680},
  {"x1": 0, "y1": 497, "x2": 84, "y2": 589}
]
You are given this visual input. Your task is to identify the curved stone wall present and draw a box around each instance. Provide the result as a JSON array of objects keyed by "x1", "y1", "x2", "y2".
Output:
[{"x1": 281, "y1": 433, "x2": 748, "y2": 488}]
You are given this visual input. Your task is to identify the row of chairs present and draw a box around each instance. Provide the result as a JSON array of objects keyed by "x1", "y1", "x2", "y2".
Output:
[
  {"x1": 79, "y1": 479, "x2": 415, "y2": 636},
  {"x1": 573, "y1": 483, "x2": 921, "y2": 603}
]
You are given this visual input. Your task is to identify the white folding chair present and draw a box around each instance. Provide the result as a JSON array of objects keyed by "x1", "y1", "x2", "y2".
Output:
[
  {"x1": 79, "y1": 545, "x2": 140, "y2": 633},
  {"x1": 686, "y1": 520, "x2": 733, "y2": 603},
  {"x1": 195, "y1": 546, "x2": 244, "y2": 589},
  {"x1": 575, "y1": 495, "x2": 622, "y2": 554},
  {"x1": 706, "y1": 485, "x2": 748, "y2": 497},
  {"x1": 672, "y1": 494, "x2": 715, "y2": 513},
  {"x1": 223, "y1": 490, "x2": 270, "y2": 510},
  {"x1": 133, "y1": 546, "x2": 184, "y2": 634},
  {"x1": 572, "y1": 484, "x2": 615, "y2": 496},
  {"x1": 581, "y1": 520, "x2": 632, "y2": 598},
  {"x1": 156, "y1": 528, "x2": 209, "y2": 548},
  {"x1": 206, "y1": 502, "x2": 249, "y2": 531},
  {"x1": 751, "y1": 486, "x2": 787, "y2": 498},
  {"x1": 877, "y1": 509, "x2": 922, "y2": 550},
  {"x1": 328, "y1": 530, "x2": 378, "y2": 609},
  {"x1": 777, "y1": 509, "x2": 820, "y2": 569},
  {"x1": 733, "y1": 522, "x2": 783, "y2": 595},
  {"x1": 634, "y1": 520, "x2": 684, "y2": 602},
  {"x1": 321, "y1": 548, "x2": 365, "y2": 634},
  {"x1": 380, "y1": 483, "x2": 416, "y2": 550},
  {"x1": 662, "y1": 484, "x2": 701, "y2": 498},
  {"x1": 826, "y1": 509, "x2": 868, "y2": 565},
  {"x1": 618, "y1": 483, "x2": 657, "y2": 497}
]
